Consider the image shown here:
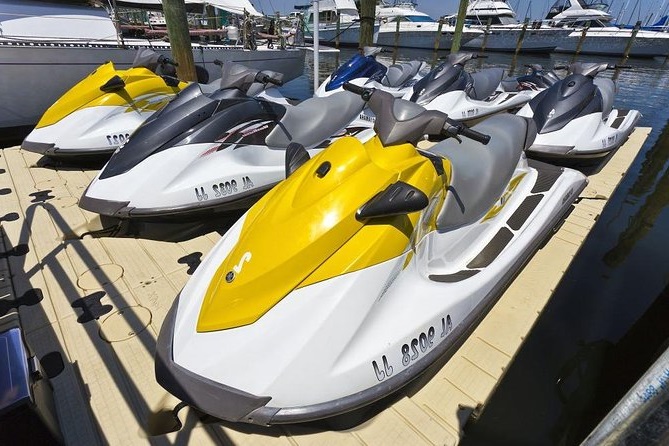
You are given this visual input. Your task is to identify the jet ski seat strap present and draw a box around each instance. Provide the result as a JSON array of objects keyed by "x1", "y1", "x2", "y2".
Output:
[
  {"x1": 265, "y1": 92, "x2": 365, "y2": 148},
  {"x1": 382, "y1": 61, "x2": 423, "y2": 88},
  {"x1": 594, "y1": 77, "x2": 615, "y2": 119},
  {"x1": 429, "y1": 114, "x2": 528, "y2": 231},
  {"x1": 469, "y1": 68, "x2": 504, "y2": 100}
]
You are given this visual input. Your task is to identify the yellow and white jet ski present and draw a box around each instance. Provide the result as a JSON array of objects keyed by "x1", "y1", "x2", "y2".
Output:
[
  {"x1": 21, "y1": 49, "x2": 196, "y2": 161},
  {"x1": 155, "y1": 84, "x2": 588, "y2": 425}
]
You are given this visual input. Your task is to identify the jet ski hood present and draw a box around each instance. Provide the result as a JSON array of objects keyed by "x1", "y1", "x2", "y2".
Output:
[
  {"x1": 36, "y1": 60, "x2": 184, "y2": 128},
  {"x1": 196, "y1": 135, "x2": 443, "y2": 333},
  {"x1": 99, "y1": 86, "x2": 281, "y2": 179},
  {"x1": 529, "y1": 73, "x2": 600, "y2": 134},
  {"x1": 325, "y1": 53, "x2": 387, "y2": 92},
  {"x1": 409, "y1": 61, "x2": 470, "y2": 106}
]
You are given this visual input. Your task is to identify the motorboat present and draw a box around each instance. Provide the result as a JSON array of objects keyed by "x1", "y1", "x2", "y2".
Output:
[
  {"x1": 154, "y1": 83, "x2": 588, "y2": 425},
  {"x1": 0, "y1": 0, "x2": 305, "y2": 130},
  {"x1": 545, "y1": 0, "x2": 669, "y2": 57},
  {"x1": 303, "y1": 0, "x2": 379, "y2": 46},
  {"x1": 375, "y1": 1, "x2": 483, "y2": 50},
  {"x1": 462, "y1": 0, "x2": 572, "y2": 53},
  {"x1": 516, "y1": 62, "x2": 641, "y2": 159}
]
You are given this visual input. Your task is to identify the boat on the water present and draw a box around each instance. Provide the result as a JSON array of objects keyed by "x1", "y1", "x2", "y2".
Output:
[
  {"x1": 461, "y1": 0, "x2": 573, "y2": 53},
  {"x1": 0, "y1": 0, "x2": 305, "y2": 130},
  {"x1": 546, "y1": 0, "x2": 669, "y2": 57},
  {"x1": 304, "y1": 0, "x2": 379, "y2": 46},
  {"x1": 375, "y1": 1, "x2": 482, "y2": 50}
]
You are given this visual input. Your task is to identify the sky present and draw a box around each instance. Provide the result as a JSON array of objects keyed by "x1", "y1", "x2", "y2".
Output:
[{"x1": 251, "y1": 0, "x2": 669, "y2": 26}]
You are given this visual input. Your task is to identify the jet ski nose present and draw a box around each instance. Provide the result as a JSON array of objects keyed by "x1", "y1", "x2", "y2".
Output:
[{"x1": 78, "y1": 190, "x2": 131, "y2": 218}]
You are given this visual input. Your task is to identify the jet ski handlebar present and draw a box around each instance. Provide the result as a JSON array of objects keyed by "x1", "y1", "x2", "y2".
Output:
[
  {"x1": 255, "y1": 72, "x2": 283, "y2": 86},
  {"x1": 443, "y1": 120, "x2": 491, "y2": 145},
  {"x1": 343, "y1": 82, "x2": 490, "y2": 145}
]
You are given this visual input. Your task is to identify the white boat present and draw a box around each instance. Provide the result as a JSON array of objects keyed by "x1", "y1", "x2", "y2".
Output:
[
  {"x1": 304, "y1": 0, "x2": 379, "y2": 46},
  {"x1": 462, "y1": 0, "x2": 572, "y2": 53},
  {"x1": 0, "y1": 0, "x2": 305, "y2": 130},
  {"x1": 375, "y1": 1, "x2": 483, "y2": 50},
  {"x1": 546, "y1": 0, "x2": 669, "y2": 57}
]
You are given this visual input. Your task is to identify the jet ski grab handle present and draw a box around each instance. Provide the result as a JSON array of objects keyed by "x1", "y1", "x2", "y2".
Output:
[{"x1": 343, "y1": 83, "x2": 490, "y2": 145}]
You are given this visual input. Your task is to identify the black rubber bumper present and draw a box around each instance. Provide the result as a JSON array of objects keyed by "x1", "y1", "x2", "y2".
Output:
[
  {"x1": 21, "y1": 140, "x2": 115, "y2": 159},
  {"x1": 154, "y1": 296, "x2": 278, "y2": 425}
]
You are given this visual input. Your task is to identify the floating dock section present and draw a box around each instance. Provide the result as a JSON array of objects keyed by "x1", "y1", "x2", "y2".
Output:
[{"x1": 0, "y1": 127, "x2": 650, "y2": 445}]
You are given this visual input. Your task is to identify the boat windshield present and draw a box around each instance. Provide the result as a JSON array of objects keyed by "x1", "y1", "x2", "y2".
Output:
[{"x1": 405, "y1": 15, "x2": 434, "y2": 23}]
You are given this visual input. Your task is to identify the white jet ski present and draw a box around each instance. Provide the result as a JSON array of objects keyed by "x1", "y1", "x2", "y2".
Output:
[
  {"x1": 154, "y1": 83, "x2": 588, "y2": 425},
  {"x1": 516, "y1": 62, "x2": 641, "y2": 159},
  {"x1": 404, "y1": 53, "x2": 534, "y2": 124},
  {"x1": 78, "y1": 81, "x2": 369, "y2": 220}
]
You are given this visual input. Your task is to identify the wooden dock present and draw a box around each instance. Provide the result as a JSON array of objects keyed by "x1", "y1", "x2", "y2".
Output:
[{"x1": 0, "y1": 128, "x2": 650, "y2": 445}]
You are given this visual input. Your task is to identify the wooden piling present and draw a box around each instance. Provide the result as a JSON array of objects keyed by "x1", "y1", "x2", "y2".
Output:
[
  {"x1": 359, "y1": 0, "x2": 376, "y2": 47},
  {"x1": 622, "y1": 21, "x2": 642, "y2": 60},
  {"x1": 451, "y1": 0, "x2": 469, "y2": 53},
  {"x1": 162, "y1": 0, "x2": 197, "y2": 81},
  {"x1": 514, "y1": 19, "x2": 528, "y2": 54},
  {"x1": 481, "y1": 18, "x2": 492, "y2": 53},
  {"x1": 433, "y1": 18, "x2": 444, "y2": 52},
  {"x1": 574, "y1": 24, "x2": 590, "y2": 58},
  {"x1": 392, "y1": 19, "x2": 400, "y2": 64},
  {"x1": 335, "y1": 13, "x2": 341, "y2": 49}
]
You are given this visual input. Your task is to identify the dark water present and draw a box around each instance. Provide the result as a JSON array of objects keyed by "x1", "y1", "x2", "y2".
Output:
[{"x1": 282, "y1": 48, "x2": 669, "y2": 444}]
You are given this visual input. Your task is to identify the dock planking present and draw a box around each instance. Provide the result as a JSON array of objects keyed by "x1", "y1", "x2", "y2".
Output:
[{"x1": 0, "y1": 127, "x2": 650, "y2": 445}]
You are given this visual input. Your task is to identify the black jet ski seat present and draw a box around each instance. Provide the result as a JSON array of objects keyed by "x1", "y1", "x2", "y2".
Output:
[
  {"x1": 594, "y1": 77, "x2": 615, "y2": 120},
  {"x1": 381, "y1": 61, "x2": 424, "y2": 88},
  {"x1": 429, "y1": 114, "x2": 531, "y2": 231},
  {"x1": 265, "y1": 91, "x2": 366, "y2": 148},
  {"x1": 468, "y1": 68, "x2": 505, "y2": 100}
]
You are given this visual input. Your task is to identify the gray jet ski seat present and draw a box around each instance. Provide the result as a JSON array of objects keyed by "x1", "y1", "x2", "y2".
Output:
[
  {"x1": 429, "y1": 114, "x2": 530, "y2": 231},
  {"x1": 265, "y1": 91, "x2": 365, "y2": 148},
  {"x1": 381, "y1": 61, "x2": 424, "y2": 88},
  {"x1": 594, "y1": 77, "x2": 615, "y2": 119},
  {"x1": 469, "y1": 68, "x2": 505, "y2": 100}
]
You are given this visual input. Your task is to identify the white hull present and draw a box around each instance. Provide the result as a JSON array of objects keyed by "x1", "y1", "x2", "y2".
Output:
[
  {"x1": 376, "y1": 24, "x2": 482, "y2": 49},
  {"x1": 157, "y1": 152, "x2": 588, "y2": 423},
  {"x1": 306, "y1": 23, "x2": 380, "y2": 46},
  {"x1": 0, "y1": 41, "x2": 305, "y2": 129},
  {"x1": 556, "y1": 29, "x2": 669, "y2": 57},
  {"x1": 463, "y1": 26, "x2": 572, "y2": 52}
]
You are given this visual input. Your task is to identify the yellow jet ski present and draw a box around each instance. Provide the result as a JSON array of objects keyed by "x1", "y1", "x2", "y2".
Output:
[
  {"x1": 155, "y1": 84, "x2": 588, "y2": 425},
  {"x1": 21, "y1": 49, "x2": 192, "y2": 161}
]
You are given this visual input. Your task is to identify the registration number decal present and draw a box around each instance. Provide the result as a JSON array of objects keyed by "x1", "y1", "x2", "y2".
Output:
[
  {"x1": 194, "y1": 176, "x2": 255, "y2": 202},
  {"x1": 371, "y1": 315, "x2": 454, "y2": 381}
]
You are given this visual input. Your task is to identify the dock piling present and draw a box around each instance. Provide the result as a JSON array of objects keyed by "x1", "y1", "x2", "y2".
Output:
[{"x1": 622, "y1": 21, "x2": 642, "y2": 60}]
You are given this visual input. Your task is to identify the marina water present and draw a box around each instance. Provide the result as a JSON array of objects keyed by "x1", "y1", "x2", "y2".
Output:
[{"x1": 282, "y1": 47, "x2": 669, "y2": 444}]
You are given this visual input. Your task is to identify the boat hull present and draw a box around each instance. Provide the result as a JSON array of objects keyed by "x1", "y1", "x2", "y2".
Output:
[
  {"x1": 556, "y1": 29, "x2": 669, "y2": 57},
  {"x1": 462, "y1": 26, "x2": 572, "y2": 53},
  {"x1": 0, "y1": 41, "x2": 305, "y2": 129}
]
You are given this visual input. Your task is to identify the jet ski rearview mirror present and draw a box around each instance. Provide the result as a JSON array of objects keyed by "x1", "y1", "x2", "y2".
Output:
[
  {"x1": 356, "y1": 181, "x2": 428, "y2": 221},
  {"x1": 100, "y1": 75, "x2": 126, "y2": 93}
]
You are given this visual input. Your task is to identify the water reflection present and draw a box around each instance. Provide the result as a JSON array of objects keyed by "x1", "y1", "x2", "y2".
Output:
[{"x1": 604, "y1": 122, "x2": 669, "y2": 267}]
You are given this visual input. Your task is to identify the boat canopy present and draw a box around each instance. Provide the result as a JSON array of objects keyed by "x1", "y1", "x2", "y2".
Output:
[{"x1": 117, "y1": 0, "x2": 262, "y2": 17}]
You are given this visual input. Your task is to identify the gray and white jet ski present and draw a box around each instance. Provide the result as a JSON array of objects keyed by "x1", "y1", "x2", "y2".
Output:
[
  {"x1": 516, "y1": 62, "x2": 641, "y2": 159},
  {"x1": 404, "y1": 53, "x2": 533, "y2": 124},
  {"x1": 78, "y1": 78, "x2": 369, "y2": 220}
]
